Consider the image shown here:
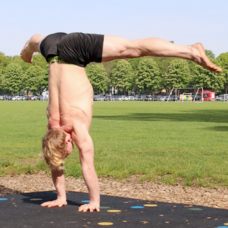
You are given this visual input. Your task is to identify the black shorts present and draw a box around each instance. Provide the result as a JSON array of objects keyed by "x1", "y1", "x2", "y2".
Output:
[{"x1": 40, "y1": 32, "x2": 104, "y2": 67}]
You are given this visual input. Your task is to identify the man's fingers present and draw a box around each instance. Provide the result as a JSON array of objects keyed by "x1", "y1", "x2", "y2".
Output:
[
  {"x1": 41, "y1": 201, "x2": 51, "y2": 207},
  {"x1": 48, "y1": 203, "x2": 62, "y2": 208},
  {"x1": 78, "y1": 204, "x2": 100, "y2": 213},
  {"x1": 41, "y1": 201, "x2": 67, "y2": 208},
  {"x1": 48, "y1": 203, "x2": 58, "y2": 208}
]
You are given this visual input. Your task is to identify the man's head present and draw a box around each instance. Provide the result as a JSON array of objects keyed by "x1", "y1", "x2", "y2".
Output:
[{"x1": 42, "y1": 129, "x2": 74, "y2": 171}]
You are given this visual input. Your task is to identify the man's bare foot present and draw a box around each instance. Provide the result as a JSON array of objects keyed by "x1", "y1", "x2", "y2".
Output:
[
  {"x1": 20, "y1": 34, "x2": 45, "y2": 63},
  {"x1": 192, "y1": 43, "x2": 222, "y2": 72},
  {"x1": 20, "y1": 40, "x2": 34, "y2": 63}
]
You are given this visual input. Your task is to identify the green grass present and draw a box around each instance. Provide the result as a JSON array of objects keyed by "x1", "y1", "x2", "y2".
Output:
[{"x1": 0, "y1": 101, "x2": 228, "y2": 188}]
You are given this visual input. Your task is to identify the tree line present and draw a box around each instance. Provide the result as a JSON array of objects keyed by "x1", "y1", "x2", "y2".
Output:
[{"x1": 0, "y1": 50, "x2": 227, "y2": 95}]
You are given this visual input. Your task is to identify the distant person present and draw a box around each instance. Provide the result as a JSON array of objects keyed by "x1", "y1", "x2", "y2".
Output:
[{"x1": 20, "y1": 32, "x2": 222, "y2": 213}]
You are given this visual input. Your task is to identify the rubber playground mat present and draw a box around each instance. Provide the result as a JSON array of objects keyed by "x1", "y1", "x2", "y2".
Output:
[{"x1": 0, "y1": 191, "x2": 228, "y2": 228}]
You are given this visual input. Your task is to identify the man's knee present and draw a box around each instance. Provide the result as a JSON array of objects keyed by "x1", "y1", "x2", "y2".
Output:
[
  {"x1": 124, "y1": 40, "x2": 142, "y2": 58},
  {"x1": 116, "y1": 40, "x2": 141, "y2": 59}
]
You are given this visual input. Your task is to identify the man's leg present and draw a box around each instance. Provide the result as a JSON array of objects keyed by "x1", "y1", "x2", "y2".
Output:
[
  {"x1": 20, "y1": 34, "x2": 45, "y2": 63},
  {"x1": 102, "y1": 35, "x2": 222, "y2": 72}
]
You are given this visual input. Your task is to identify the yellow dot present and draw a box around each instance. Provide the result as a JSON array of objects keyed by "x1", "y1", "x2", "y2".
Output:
[
  {"x1": 30, "y1": 198, "x2": 43, "y2": 201},
  {"x1": 143, "y1": 204, "x2": 157, "y2": 207},
  {"x1": 107, "y1": 210, "x2": 121, "y2": 213},
  {"x1": 224, "y1": 223, "x2": 228, "y2": 226},
  {"x1": 98, "y1": 222, "x2": 113, "y2": 226}
]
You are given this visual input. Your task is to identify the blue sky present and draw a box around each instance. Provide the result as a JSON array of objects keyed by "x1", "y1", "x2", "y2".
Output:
[{"x1": 1, "y1": 0, "x2": 227, "y2": 57}]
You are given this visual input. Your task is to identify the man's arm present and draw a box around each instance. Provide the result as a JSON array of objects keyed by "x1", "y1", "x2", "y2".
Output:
[
  {"x1": 72, "y1": 120, "x2": 100, "y2": 212},
  {"x1": 41, "y1": 170, "x2": 67, "y2": 207},
  {"x1": 41, "y1": 169, "x2": 67, "y2": 208}
]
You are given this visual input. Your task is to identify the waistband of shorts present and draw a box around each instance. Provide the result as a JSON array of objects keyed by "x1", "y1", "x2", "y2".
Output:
[{"x1": 48, "y1": 56, "x2": 73, "y2": 64}]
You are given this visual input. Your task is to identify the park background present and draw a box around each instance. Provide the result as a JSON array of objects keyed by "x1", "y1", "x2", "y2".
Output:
[
  {"x1": 0, "y1": 0, "x2": 228, "y2": 190},
  {"x1": 0, "y1": 0, "x2": 228, "y2": 96}
]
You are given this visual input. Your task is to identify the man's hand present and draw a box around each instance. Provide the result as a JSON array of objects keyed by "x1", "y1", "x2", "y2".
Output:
[
  {"x1": 41, "y1": 198, "x2": 67, "y2": 208},
  {"x1": 78, "y1": 202, "x2": 100, "y2": 212}
]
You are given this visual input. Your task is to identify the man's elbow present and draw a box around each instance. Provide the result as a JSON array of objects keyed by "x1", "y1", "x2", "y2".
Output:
[{"x1": 79, "y1": 143, "x2": 94, "y2": 156}]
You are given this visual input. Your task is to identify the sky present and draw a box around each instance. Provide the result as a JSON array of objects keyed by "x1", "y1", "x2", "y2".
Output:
[{"x1": 0, "y1": 0, "x2": 227, "y2": 58}]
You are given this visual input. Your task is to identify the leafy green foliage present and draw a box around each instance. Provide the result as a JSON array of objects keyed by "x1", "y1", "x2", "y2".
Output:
[
  {"x1": 3, "y1": 63, "x2": 23, "y2": 94},
  {"x1": 217, "y1": 52, "x2": 228, "y2": 70},
  {"x1": 0, "y1": 69, "x2": 2, "y2": 91},
  {"x1": 1, "y1": 48, "x2": 228, "y2": 95},
  {"x1": 165, "y1": 59, "x2": 190, "y2": 89},
  {"x1": 101, "y1": 61, "x2": 115, "y2": 77},
  {"x1": 86, "y1": 63, "x2": 109, "y2": 94},
  {"x1": 191, "y1": 59, "x2": 226, "y2": 93},
  {"x1": 110, "y1": 59, "x2": 134, "y2": 94},
  {"x1": 216, "y1": 53, "x2": 228, "y2": 93},
  {"x1": 153, "y1": 57, "x2": 175, "y2": 76},
  {"x1": 23, "y1": 66, "x2": 47, "y2": 95},
  {"x1": 135, "y1": 57, "x2": 161, "y2": 93},
  {"x1": 0, "y1": 52, "x2": 10, "y2": 73},
  {"x1": 205, "y1": 50, "x2": 215, "y2": 59},
  {"x1": 11, "y1": 55, "x2": 31, "y2": 72},
  {"x1": 32, "y1": 53, "x2": 48, "y2": 69}
]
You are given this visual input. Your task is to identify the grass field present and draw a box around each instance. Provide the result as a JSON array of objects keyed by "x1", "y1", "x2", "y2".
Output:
[{"x1": 0, "y1": 101, "x2": 228, "y2": 188}]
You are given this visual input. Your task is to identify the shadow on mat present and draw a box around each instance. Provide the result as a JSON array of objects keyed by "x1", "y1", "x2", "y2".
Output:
[
  {"x1": 93, "y1": 109, "x2": 228, "y2": 124},
  {"x1": 20, "y1": 191, "x2": 82, "y2": 206}
]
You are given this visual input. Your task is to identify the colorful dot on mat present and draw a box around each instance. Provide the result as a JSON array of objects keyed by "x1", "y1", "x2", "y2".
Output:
[
  {"x1": 29, "y1": 198, "x2": 43, "y2": 201},
  {"x1": 100, "y1": 206, "x2": 110, "y2": 209},
  {"x1": 81, "y1": 200, "x2": 90, "y2": 203},
  {"x1": 107, "y1": 210, "x2": 121, "y2": 213},
  {"x1": 224, "y1": 223, "x2": 228, "y2": 226},
  {"x1": 98, "y1": 222, "x2": 113, "y2": 226},
  {"x1": 189, "y1": 208, "x2": 202, "y2": 211},
  {"x1": 143, "y1": 204, "x2": 157, "y2": 207},
  {"x1": 0, "y1": 198, "x2": 8, "y2": 201},
  {"x1": 217, "y1": 226, "x2": 228, "y2": 228},
  {"x1": 131, "y1": 206, "x2": 144, "y2": 209}
]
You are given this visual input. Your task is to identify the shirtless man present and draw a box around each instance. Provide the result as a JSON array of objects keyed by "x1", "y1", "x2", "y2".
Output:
[{"x1": 20, "y1": 32, "x2": 222, "y2": 213}]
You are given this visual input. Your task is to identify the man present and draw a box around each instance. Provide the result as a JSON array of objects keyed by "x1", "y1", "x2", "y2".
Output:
[{"x1": 20, "y1": 32, "x2": 222, "y2": 213}]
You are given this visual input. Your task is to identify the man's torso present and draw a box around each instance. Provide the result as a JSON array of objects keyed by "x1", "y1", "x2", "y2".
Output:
[{"x1": 48, "y1": 62, "x2": 94, "y2": 133}]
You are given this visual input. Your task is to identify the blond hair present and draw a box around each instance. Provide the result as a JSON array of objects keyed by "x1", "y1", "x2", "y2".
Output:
[{"x1": 42, "y1": 129, "x2": 67, "y2": 171}]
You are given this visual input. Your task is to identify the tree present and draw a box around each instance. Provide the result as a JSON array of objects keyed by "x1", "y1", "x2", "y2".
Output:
[
  {"x1": 216, "y1": 52, "x2": 228, "y2": 93},
  {"x1": 205, "y1": 50, "x2": 215, "y2": 59},
  {"x1": 23, "y1": 66, "x2": 46, "y2": 95},
  {"x1": 153, "y1": 57, "x2": 175, "y2": 76},
  {"x1": 3, "y1": 63, "x2": 23, "y2": 95},
  {"x1": 191, "y1": 59, "x2": 225, "y2": 93},
  {"x1": 32, "y1": 54, "x2": 48, "y2": 69},
  {"x1": 0, "y1": 52, "x2": 10, "y2": 73},
  {"x1": 102, "y1": 61, "x2": 115, "y2": 77},
  {"x1": 164, "y1": 59, "x2": 190, "y2": 90},
  {"x1": 127, "y1": 58, "x2": 141, "y2": 72},
  {"x1": 38, "y1": 64, "x2": 49, "y2": 94},
  {"x1": 0, "y1": 69, "x2": 3, "y2": 93},
  {"x1": 135, "y1": 57, "x2": 161, "y2": 94},
  {"x1": 110, "y1": 59, "x2": 134, "y2": 94},
  {"x1": 11, "y1": 55, "x2": 31, "y2": 72},
  {"x1": 86, "y1": 63, "x2": 109, "y2": 94}
]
